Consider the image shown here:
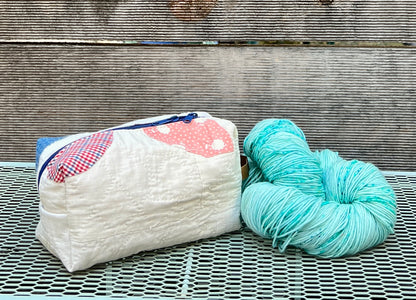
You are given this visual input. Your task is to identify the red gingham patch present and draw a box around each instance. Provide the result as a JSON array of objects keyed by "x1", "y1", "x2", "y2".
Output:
[{"x1": 47, "y1": 131, "x2": 114, "y2": 183}]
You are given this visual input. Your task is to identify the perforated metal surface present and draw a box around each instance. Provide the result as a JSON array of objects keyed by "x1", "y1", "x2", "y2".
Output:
[{"x1": 0, "y1": 166, "x2": 415, "y2": 299}]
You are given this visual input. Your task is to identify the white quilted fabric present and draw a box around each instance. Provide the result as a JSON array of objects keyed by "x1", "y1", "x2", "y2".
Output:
[{"x1": 36, "y1": 113, "x2": 242, "y2": 272}]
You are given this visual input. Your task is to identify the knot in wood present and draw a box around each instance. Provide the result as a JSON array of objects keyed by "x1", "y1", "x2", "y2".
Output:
[
  {"x1": 319, "y1": 0, "x2": 334, "y2": 5},
  {"x1": 169, "y1": 0, "x2": 217, "y2": 21}
]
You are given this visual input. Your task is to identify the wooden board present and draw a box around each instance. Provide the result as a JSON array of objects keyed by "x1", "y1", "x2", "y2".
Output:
[
  {"x1": 1, "y1": 0, "x2": 416, "y2": 42},
  {"x1": 1, "y1": 45, "x2": 415, "y2": 170}
]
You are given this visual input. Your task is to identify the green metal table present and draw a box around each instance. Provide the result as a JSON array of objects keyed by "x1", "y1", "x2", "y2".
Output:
[{"x1": 1, "y1": 165, "x2": 415, "y2": 299}]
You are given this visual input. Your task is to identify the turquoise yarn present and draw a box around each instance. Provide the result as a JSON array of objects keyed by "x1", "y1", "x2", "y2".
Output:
[{"x1": 241, "y1": 119, "x2": 397, "y2": 258}]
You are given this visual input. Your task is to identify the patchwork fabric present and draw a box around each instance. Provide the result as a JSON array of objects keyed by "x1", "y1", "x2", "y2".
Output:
[
  {"x1": 37, "y1": 113, "x2": 242, "y2": 272},
  {"x1": 143, "y1": 119, "x2": 234, "y2": 158},
  {"x1": 47, "y1": 131, "x2": 113, "y2": 183}
]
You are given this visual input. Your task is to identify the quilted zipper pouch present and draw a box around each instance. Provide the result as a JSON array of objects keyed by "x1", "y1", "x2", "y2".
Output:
[{"x1": 36, "y1": 112, "x2": 242, "y2": 272}]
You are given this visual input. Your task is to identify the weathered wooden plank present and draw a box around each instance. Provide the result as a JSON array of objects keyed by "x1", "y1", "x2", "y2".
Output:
[
  {"x1": 0, "y1": 0, "x2": 415, "y2": 42},
  {"x1": 1, "y1": 45, "x2": 415, "y2": 170}
]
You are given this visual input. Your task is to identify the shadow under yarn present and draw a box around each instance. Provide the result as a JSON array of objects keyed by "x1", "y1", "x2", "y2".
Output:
[{"x1": 241, "y1": 119, "x2": 397, "y2": 258}]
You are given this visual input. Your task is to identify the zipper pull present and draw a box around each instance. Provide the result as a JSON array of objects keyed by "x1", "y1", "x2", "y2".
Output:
[{"x1": 182, "y1": 112, "x2": 198, "y2": 123}]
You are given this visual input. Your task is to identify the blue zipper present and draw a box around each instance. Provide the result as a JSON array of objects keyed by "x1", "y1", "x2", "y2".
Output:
[
  {"x1": 37, "y1": 113, "x2": 199, "y2": 187},
  {"x1": 111, "y1": 112, "x2": 198, "y2": 131}
]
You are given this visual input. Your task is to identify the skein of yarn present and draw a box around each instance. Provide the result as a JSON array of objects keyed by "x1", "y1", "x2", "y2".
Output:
[{"x1": 241, "y1": 119, "x2": 397, "y2": 258}]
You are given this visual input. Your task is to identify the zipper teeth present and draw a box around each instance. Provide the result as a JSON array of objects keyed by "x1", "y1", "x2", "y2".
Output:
[
  {"x1": 111, "y1": 112, "x2": 197, "y2": 131},
  {"x1": 111, "y1": 117, "x2": 179, "y2": 131},
  {"x1": 37, "y1": 113, "x2": 199, "y2": 187}
]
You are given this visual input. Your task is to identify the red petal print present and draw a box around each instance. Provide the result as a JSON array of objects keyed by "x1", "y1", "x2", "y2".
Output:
[{"x1": 143, "y1": 119, "x2": 234, "y2": 158}]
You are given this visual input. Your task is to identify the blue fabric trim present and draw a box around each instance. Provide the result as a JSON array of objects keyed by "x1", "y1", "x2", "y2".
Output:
[{"x1": 36, "y1": 136, "x2": 65, "y2": 171}]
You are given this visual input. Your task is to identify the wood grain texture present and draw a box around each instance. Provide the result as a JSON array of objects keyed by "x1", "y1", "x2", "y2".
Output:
[
  {"x1": 0, "y1": 0, "x2": 415, "y2": 42},
  {"x1": 1, "y1": 45, "x2": 415, "y2": 170}
]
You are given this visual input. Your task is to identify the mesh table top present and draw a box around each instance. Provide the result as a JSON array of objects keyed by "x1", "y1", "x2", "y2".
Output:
[{"x1": 0, "y1": 166, "x2": 415, "y2": 299}]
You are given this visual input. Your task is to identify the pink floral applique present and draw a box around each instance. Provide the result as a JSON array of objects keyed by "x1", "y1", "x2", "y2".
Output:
[{"x1": 143, "y1": 118, "x2": 234, "y2": 158}]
